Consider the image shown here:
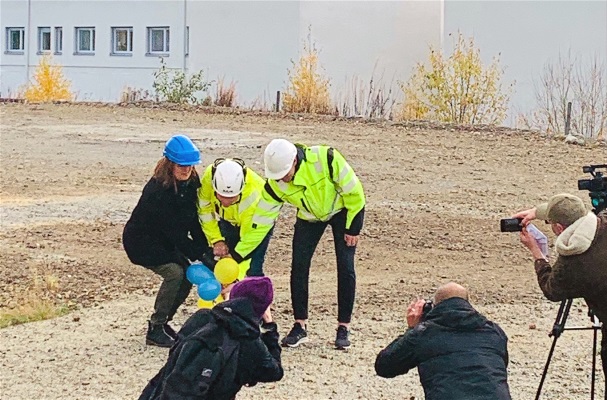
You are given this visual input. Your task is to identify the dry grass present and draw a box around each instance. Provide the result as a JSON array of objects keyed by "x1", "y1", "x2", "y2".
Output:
[
  {"x1": 0, "y1": 267, "x2": 68, "y2": 329},
  {"x1": 23, "y1": 55, "x2": 73, "y2": 102},
  {"x1": 335, "y1": 66, "x2": 398, "y2": 119},
  {"x1": 214, "y1": 77, "x2": 237, "y2": 107}
]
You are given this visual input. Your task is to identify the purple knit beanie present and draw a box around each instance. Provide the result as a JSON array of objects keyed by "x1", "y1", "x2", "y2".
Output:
[{"x1": 230, "y1": 277, "x2": 274, "y2": 319}]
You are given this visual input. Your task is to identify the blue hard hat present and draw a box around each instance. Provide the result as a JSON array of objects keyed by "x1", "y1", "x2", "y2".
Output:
[{"x1": 163, "y1": 134, "x2": 201, "y2": 166}]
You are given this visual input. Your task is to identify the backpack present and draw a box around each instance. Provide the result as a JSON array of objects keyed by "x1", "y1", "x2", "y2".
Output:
[{"x1": 139, "y1": 319, "x2": 240, "y2": 400}]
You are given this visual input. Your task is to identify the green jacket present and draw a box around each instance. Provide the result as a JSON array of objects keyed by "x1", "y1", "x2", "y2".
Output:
[{"x1": 234, "y1": 144, "x2": 365, "y2": 261}]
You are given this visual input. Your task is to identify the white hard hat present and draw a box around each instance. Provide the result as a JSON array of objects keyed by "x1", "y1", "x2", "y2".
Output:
[
  {"x1": 264, "y1": 139, "x2": 297, "y2": 179},
  {"x1": 213, "y1": 159, "x2": 245, "y2": 197}
]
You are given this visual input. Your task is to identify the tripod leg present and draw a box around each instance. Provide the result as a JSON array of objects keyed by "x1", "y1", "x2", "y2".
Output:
[
  {"x1": 535, "y1": 299, "x2": 572, "y2": 400},
  {"x1": 601, "y1": 326, "x2": 606, "y2": 399},
  {"x1": 536, "y1": 336, "x2": 560, "y2": 400},
  {"x1": 591, "y1": 326, "x2": 596, "y2": 400}
]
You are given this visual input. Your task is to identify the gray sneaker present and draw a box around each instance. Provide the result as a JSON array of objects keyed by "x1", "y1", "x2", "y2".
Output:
[
  {"x1": 335, "y1": 325, "x2": 350, "y2": 350},
  {"x1": 281, "y1": 322, "x2": 308, "y2": 347}
]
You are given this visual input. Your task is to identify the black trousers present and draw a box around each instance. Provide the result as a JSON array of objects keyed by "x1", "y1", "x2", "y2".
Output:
[
  {"x1": 147, "y1": 256, "x2": 191, "y2": 325},
  {"x1": 291, "y1": 209, "x2": 356, "y2": 324}
]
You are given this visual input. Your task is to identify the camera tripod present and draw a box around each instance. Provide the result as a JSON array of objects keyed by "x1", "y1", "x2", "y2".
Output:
[{"x1": 535, "y1": 298, "x2": 603, "y2": 400}]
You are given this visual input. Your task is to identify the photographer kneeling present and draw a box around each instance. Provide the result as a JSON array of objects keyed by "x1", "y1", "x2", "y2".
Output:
[
  {"x1": 375, "y1": 282, "x2": 511, "y2": 400},
  {"x1": 514, "y1": 193, "x2": 607, "y2": 387}
]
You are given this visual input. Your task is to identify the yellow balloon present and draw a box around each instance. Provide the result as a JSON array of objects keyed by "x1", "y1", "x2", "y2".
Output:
[
  {"x1": 197, "y1": 298, "x2": 214, "y2": 309},
  {"x1": 197, "y1": 294, "x2": 224, "y2": 309},
  {"x1": 214, "y1": 258, "x2": 239, "y2": 284}
]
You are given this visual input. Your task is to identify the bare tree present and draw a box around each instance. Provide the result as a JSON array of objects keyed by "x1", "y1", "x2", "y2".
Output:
[{"x1": 520, "y1": 51, "x2": 607, "y2": 139}]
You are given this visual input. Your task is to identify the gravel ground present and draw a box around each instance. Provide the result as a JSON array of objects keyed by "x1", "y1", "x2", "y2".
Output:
[{"x1": 0, "y1": 103, "x2": 604, "y2": 399}]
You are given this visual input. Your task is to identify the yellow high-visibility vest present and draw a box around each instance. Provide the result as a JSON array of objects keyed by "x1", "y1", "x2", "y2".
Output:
[
  {"x1": 235, "y1": 144, "x2": 365, "y2": 258},
  {"x1": 198, "y1": 164, "x2": 265, "y2": 245}
]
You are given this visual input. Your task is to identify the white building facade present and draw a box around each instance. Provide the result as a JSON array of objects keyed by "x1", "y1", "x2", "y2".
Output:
[{"x1": 0, "y1": 0, "x2": 443, "y2": 104}]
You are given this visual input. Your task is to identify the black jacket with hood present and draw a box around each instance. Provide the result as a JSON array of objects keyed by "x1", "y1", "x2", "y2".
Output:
[
  {"x1": 175, "y1": 298, "x2": 284, "y2": 399},
  {"x1": 123, "y1": 176, "x2": 207, "y2": 267},
  {"x1": 375, "y1": 297, "x2": 511, "y2": 400}
]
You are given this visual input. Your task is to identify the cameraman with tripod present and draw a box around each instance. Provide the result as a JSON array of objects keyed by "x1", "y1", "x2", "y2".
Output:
[{"x1": 514, "y1": 193, "x2": 607, "y2": 391}]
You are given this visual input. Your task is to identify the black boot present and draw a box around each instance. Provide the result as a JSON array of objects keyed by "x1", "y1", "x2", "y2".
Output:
[
  {"x1": 164, "y1": 323, "x2": 178, "y2": 340},
  {"x1": 146, "y1": 321, "x2": 175, "y2": 348}
]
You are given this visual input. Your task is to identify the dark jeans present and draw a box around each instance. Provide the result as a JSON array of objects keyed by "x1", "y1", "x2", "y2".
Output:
[
  {"x1": 218, "y1": 219, "x2": 273, "y2": 277},
  {"x1": 291, "y1": 209, "x2": 356, "y2": 324},
  {"x1": 147, "y1": 258, "x2": 192, "y2": 325}
]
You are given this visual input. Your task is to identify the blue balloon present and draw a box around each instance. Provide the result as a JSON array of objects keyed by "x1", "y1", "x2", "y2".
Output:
[
  {"x1": 186, "y1": 263, "x2": 214, "y2": 285},
  {"x1": 197, "y1": 278, "x2": 222, "y2": 301}
]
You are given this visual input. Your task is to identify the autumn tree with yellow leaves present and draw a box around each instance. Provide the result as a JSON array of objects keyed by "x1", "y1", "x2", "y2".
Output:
[
  {"x1": 399, "y1": 33, "x2": 512, "y2": 125},
  {"x1": 24, "y1": 55, "x2": 73, "y2": 102}
]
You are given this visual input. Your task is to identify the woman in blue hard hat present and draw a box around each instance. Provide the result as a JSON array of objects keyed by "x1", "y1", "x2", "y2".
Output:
[{"x1": 123, "y1": 134, "x2": 209, "y2": 348}]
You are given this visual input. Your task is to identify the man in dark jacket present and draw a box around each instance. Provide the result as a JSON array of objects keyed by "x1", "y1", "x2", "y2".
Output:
[
  {"x1": 140, "y1": 277, "x2": 283, "y2": 400},
  {"x1": 514, "y1": 193, "x2": 607, "y2": 387},
  {"x1": 375, "y1": 282, "x2": 511, "y2": 400}
]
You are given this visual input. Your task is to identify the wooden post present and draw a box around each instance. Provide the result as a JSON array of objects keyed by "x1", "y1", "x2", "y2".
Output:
[
  {"x1": 565, "y1": 102, "x2": 572, "y2": 136},
  {"x1": 275, "y1": 91, "x2": 281, "y2": 112}
]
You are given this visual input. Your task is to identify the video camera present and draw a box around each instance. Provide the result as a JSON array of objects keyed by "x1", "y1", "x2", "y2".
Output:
[
  {"x1": 577, "y1": 164, "x2": 607, "y2": 213},
  {"x1": 499, "y1": 164, "x2": 607, "y2": 232}
]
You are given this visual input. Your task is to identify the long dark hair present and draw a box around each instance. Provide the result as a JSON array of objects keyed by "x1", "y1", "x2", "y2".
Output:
[{"x1": 153, "y1": 157, "x2": 199, "y2": 192}]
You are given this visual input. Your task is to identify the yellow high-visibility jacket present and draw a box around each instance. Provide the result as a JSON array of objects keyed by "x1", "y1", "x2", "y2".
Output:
[
  {"x1": 235, "y1": 144, "x2": 365, "y2": 260},
  {"x1": 198, "y1": 164, "x2": 265, "y2": 246}
]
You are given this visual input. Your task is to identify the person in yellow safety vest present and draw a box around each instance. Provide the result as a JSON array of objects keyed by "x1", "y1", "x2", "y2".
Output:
[
  {"x1": 198, "y1": 158, "x2": 273, "y2": 277},
  {"x1": 236, "y1": 138, "x2": 366, "y2": 350}
]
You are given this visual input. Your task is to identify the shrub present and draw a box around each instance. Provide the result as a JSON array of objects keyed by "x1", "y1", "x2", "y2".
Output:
[
  {"x1": 0, "y1": 267, "x2": 67, "y2": 328},
  {"x1": 283, "y1": 30, "x2": 333, "y2": 114},
  {"x1": 153, "y1": 58, "x2": 210, "y2": 104},
  {"x1": 23, "y1": 55, "x2": 73, "y2": 102},
  {"x1": 518, "y1": 52, "x2": 606, "y2": 139},
  {"x1": 398, "y1": 33, "x2": 512, "y2": 125},
  {"x1": 214, "y1": 77, "x2": 237, "y2": 107}
]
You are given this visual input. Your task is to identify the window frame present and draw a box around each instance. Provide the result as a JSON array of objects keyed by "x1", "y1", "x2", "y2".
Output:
[
  {"x1": 111, "y1": 26, "x2": 133, "y2": 56},
  {"x1": 37, "y1": 26, "x2": 51, "y2": 54},
  {"x1": 74, "y1": 26, "x2": 96, "y2": 55},
  {"x1": 5, "y1": 27, "x2": 25, "y2": 53},
  {"x1": 54, "y1": 27, "x2": 63, "y2": 54},
  {"x1": 146, "y1": 26, "x2": 170, "y2": 56}
]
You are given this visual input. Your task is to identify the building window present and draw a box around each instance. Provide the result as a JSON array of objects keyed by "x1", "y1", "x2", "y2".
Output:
[
  {"x1": 147, "y1": 27, "x2": 169, "y2": 55},
  {"x1": 55, "y1": 27, "x2": 63, "y2": 54},
  {"x1": 38, "y1": 27, "x2": 51, "y2": 53},
  {"x1": 6, "y1": 27, "x2": 25, "y2": 53},
  {"x1": 75, "y1": 27, "x2": 95, "y2": 54},
  {"x1": 111, "y1": 27, "x2": 133, "y2": 55}
]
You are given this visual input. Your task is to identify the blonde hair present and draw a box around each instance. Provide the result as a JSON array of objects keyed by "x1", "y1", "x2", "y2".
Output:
[{"x1": 153, "y1": 157, "x2": 199, "y2": 192}]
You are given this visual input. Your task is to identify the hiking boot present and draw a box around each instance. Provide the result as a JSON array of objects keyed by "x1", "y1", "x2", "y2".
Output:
[
  {"x1": 164, "y1": 323, "x2": 178, "y2": 340},
  {"x1": 281, "y1": 322, "x2": 308, "y2": 347},
  {"x1": 146, "y1": 321, "x2": 175, "y2": 348},
  {"x1": 335, "y1": 325, "x2": 350, "y2": 350}
]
